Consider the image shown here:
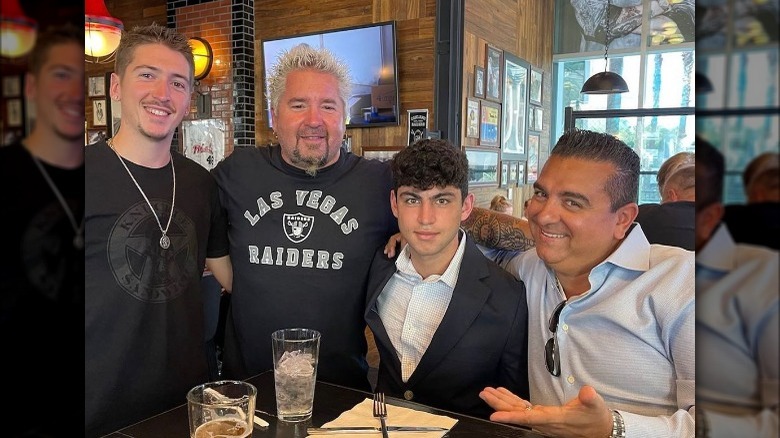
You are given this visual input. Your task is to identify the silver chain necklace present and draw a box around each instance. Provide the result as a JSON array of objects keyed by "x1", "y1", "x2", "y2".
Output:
[
  {"x1": 30, "y1": 154, "x2": 84, "y2": 250},
  {"x1": 108, "y1": 138, "x2": 176, "y2": 249}
]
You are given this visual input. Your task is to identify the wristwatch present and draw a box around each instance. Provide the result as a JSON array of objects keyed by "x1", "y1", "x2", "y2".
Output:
[{"x1": 609, "y1": 410, "x2": 626, "y2": 438}]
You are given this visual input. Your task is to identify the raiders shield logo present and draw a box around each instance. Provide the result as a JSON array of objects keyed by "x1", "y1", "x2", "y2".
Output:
[{"x1": 283, "y1": 212, "x2": 314, "y2": 243}]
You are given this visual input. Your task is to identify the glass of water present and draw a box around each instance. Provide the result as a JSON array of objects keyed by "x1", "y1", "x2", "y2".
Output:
[{"x1": 271, "y1": 328, "x2": 321, "y2": 422}]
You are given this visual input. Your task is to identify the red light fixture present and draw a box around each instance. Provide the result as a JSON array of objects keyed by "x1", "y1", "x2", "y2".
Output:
[
  {"x1": 85, "y1": 0, "x2": 123, "y2": 60},
  {"x1": 0, "y1": 0, "x2": 38, "y2": 58}
]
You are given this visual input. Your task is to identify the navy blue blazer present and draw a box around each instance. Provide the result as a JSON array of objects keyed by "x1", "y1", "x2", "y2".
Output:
[{"x1": 364, "y1": 236, "x2": 529, "y2": 419}]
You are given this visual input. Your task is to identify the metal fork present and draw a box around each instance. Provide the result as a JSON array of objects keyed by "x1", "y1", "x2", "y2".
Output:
[{"x1": 372, "y1": 392, "x2": 390, "y2": 438}]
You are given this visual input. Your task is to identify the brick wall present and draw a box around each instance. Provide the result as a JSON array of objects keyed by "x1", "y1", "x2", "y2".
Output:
[{"x1": 168, "y1": 0, "x2": 254, "y2": 156}]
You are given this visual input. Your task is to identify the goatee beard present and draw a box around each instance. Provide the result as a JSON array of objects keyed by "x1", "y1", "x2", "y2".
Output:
[
  {"x1": 292, "y1": 136, "x2": 331, "y2": 176},
  {"x1": 294, "y1": 154, "x2": 325, "y2": 177}
]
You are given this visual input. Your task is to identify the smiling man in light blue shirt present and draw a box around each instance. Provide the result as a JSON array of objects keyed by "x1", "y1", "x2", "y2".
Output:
[{"x1": 465, "y1": 129, "x2": 695, "y2": 438}]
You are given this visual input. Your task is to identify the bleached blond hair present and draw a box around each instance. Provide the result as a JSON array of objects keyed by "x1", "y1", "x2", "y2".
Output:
[{"x1": 266, "y1": 43, "x2": 351, "y2": 116}]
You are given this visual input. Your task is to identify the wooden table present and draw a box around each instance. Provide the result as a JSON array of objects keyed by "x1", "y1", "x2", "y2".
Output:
[{"x1": 105, "y1": 371, "x2": 547, "y2": 437}]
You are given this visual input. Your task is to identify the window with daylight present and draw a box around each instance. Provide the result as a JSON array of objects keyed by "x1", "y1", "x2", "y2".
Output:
[
  {"x1": 552, "y1": 0, "x2": 696, "y2": 203},
  {"x1": 696, "y1": 0, "x2": 779, "y2": 204}
]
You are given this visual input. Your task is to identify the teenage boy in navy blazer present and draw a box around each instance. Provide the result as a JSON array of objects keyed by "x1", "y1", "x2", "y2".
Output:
[{"x1": 365, "y1": 139, "x2": 529, "y2": 419}]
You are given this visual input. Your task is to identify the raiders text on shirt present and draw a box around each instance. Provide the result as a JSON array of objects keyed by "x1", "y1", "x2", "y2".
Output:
[
  {"x1": 242, "y1": 189, "x2": 357, "y2": 270},
  {"x1": 244, "y1": 189, "x2": 359, "y2": 234}
]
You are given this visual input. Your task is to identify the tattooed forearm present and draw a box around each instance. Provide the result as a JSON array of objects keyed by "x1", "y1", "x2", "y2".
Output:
[{"x1": 462, "y1": 207, "x2": 535, "y2": 251}]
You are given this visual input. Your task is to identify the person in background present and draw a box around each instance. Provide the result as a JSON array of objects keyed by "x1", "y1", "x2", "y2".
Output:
[
  {"x1": 695, "y1": 139, "x2": 778, "y2": 438},
  {"x1": 212, "y1": 43, "x2": 398, "y2": 390},
  {"x1": 365, "y1": 139, "x2": 529, "y2": 418},
  {"x1": 490, "y1": 194, "x2": 514, "y2": 215},
  {"x1": 634, "y1": 150, "x2": 695, "y2": 250},
  {"x1": 0, "y1": 23, "x2": 84, "y2": 436},
  {"x1": 84, "y1": 23, "x2": 231, "y2": 436},
  {"x1": 656, "y1": 151, "x2": 696, "y2": 203},
  {"x1": 743, "y1": 152, "x2": 779, "y2": 204},
  {"x1": 722, "y1": 151, "x2": 780, "y2": 249},
  {"x1": 466, "y1": 130, "x2": 694, "y2": 437}
]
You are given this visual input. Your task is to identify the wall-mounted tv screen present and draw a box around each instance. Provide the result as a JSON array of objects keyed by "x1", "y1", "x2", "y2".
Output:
[{"x1": 262, "y1": 21, "x2": 400, "y2": 129}]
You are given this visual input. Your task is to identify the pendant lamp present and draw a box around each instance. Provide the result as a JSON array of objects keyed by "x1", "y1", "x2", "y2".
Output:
[
  {"x1": 85, "y1": 0, "x2": 124, "y2": 62},
  {"x1": 581, "y1": 0, "x2": 628, "y2": 95},
  {"x1": 0, "y1": 0, "x2": 37, "y2": 58}
]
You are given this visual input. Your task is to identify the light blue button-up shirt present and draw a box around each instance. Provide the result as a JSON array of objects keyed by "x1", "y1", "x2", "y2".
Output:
[
  {"x1": 697, "y1": 224, "x2": 779, "y2": 438},
  {"x1": 485, "y1": 224, "x2": 695, "y2": 438}
]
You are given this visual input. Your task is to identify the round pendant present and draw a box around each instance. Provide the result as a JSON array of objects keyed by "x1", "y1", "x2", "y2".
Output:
[
  {"x1": 160, "y1": 234, "x2": 171, "y2": 249},
  {"x1": 73, "y1": 234, "x2": 84, "y2": 250}
]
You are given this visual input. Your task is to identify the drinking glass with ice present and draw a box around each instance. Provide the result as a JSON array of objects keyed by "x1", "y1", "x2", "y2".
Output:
[{"x1": 271, "y1": 328, "x2": 321, "y2": 422}]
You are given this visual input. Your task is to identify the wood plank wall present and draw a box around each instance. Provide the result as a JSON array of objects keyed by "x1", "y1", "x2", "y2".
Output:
[
  {"x1": 254, "y1": 0, "x2": 437, "y2": 154},
  {"x1": 463, "y1": 0, "x2": 555, "y2": 209},
  {"x1": 82, "y1": 0, "x2": 557, "y2": 212}
]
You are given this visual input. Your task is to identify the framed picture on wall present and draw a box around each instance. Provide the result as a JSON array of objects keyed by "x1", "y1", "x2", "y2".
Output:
[
  {"x1": 527, "y1": 133, "x2": 540, "y2": 183},
  {"x1": 362, "y1": 146, "x2": 404, "y2": 162},
  {"x1": 93, "y1": 99, "x2": 107, "y2": 126},
  {"x1": 479, "y1": 100, "x2": 500, "y2": 147},
  {"x1": 466, "y1": 98, "x2": 480, "y2": 139},
  {"x1": 499, "y1": 161, "x2": 511, "y2": 188},
  {"x1": 485, "y1": 45, "x2": 503, "y2": 102},
  {"x1": 87, "y1": 129, "x2": 106, "y2": 145},
  {"x1": 6, "y1": 99, "x2": 23, "y2": 127},
  {"x1": 512, "y1": 161, "x2": 526, "y2": 185},
  {"x1": 106, "y1": 97, "x2": 121, "y2": 137},
  {"x1": 474, "y1": 66, "x2": 485, "y2": 99},
  {"x1": 530, "y1": 67, "x2": 543, "y2": 105},
  {"x1": 501, "y1": 51, "x2": 529, "y2": 161},
  {"x1": 465, "y1": 148, "x2": 499, "y2": 186},
  {"x1": 88, "y1": 75, "x2": 106, "y2": 97},
  {"x1": 2, "y1": 75, "x2": 21, "y2": 97},
  {"x1": 5, "y1": 99, "x2": 24, "y2": 128},
  {"x1": 182, "y1": 118, "x2": 227, "y2": 170},
  {"x1": 510, "y1": 161, "x2": 519, "y2": 185},
  {"x1": 342, "y1": 134, "x2": 353, "y2": 153},
  {"x1": 533, "y1": 106, "x2": 543, "y2": 131}
]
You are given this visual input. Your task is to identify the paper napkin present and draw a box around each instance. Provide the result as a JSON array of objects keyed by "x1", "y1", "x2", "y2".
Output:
[{"x1": 307, "y1": 398, "x2": 458, "y2": 437}]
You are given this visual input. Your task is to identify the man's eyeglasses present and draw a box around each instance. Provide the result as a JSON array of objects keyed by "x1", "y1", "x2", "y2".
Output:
[{"x1": 545, "y1": 301, "x2": 566, "y2": 376}]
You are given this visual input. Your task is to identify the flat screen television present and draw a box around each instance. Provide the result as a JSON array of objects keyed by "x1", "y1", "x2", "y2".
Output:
[{"x1": 261, "y1": 21, "x2": 400, "y2": 129}]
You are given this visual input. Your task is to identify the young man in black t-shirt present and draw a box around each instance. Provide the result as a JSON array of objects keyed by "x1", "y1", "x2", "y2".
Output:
[{"x1": 84, "y1": 24, "x2": 230, "y2": 436}]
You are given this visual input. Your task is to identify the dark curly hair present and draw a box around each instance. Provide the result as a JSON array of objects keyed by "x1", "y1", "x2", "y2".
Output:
[{"x1": 390, "y1": 139, "x2": 469, "y2": 200}]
